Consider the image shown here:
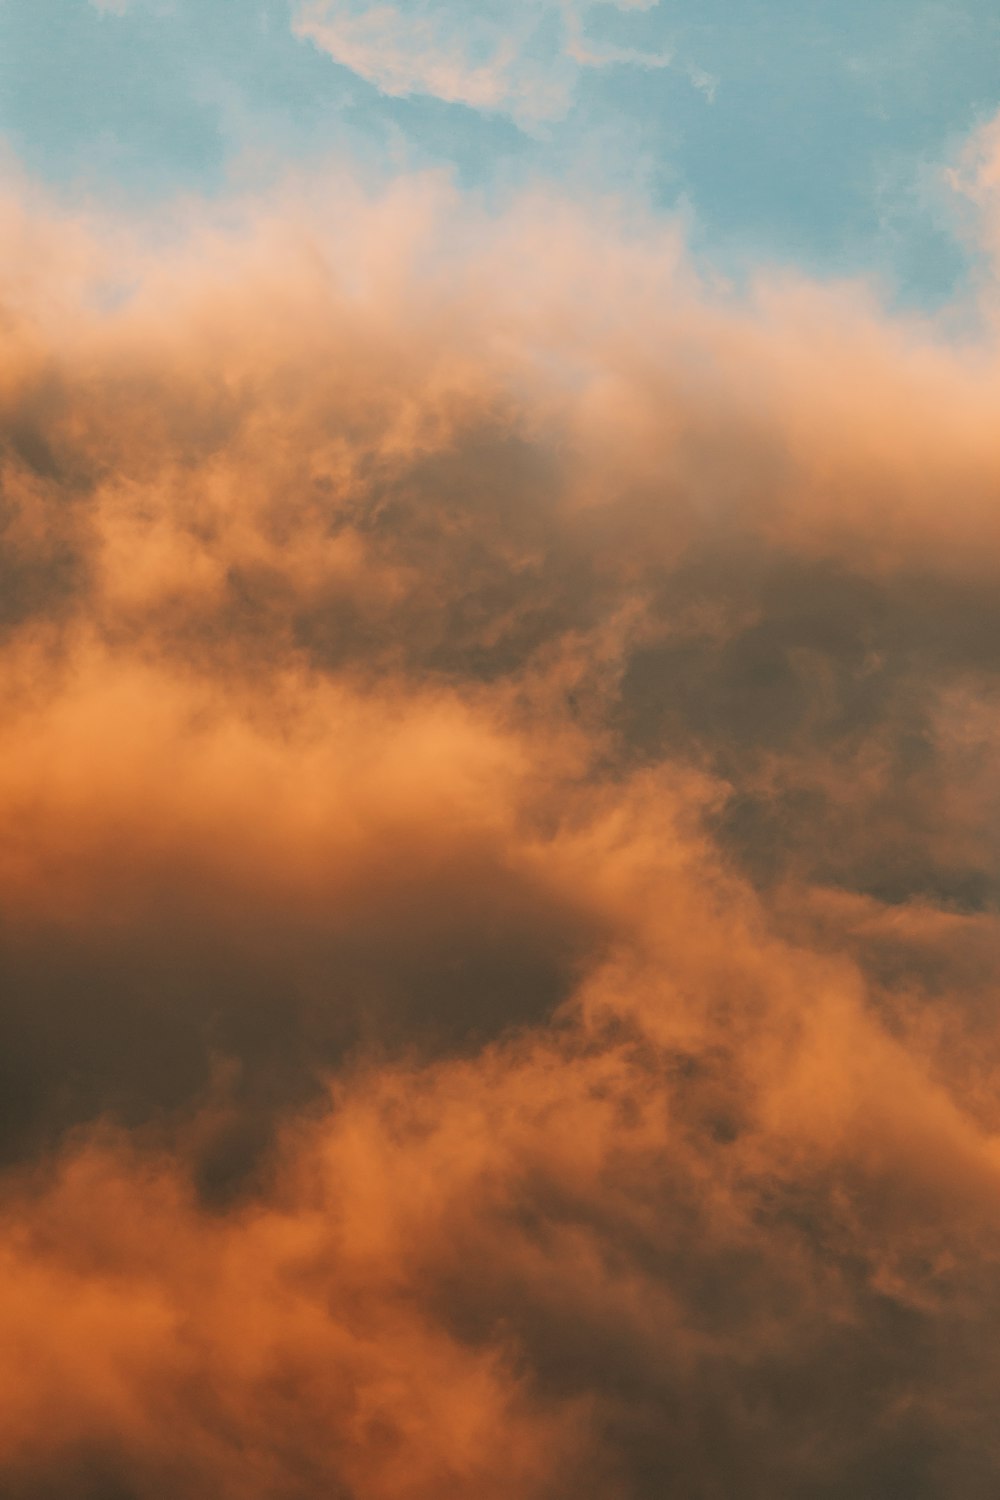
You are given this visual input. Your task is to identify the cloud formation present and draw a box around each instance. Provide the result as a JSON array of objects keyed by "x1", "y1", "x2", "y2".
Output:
[
  {"x1": 1, "y1": 140, "x2": 1000, "y2": 1496},
  {"x1": 292, "y1": 0, "x2": 673, "y2": 123}
]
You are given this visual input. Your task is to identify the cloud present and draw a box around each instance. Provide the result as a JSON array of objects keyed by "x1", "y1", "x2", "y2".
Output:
[
  {"x1": 292, "y1": 0, "x2": 673, "y2": 124},
  {"x1": 2, "y1": 125, "x2": 1000, "y2": 1495}
]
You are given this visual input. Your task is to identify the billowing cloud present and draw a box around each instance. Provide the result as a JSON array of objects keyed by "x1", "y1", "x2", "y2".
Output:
[
  {"x1": 292, "y1": 0, "x2": 673, "y2": 123},
  {"x1": 2, "y1": 127, "x2": 1000, "y2": 1497}
]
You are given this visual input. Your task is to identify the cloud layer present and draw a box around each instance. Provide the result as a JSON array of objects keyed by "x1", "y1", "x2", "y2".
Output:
[{"x1": 2, "y1": 138, "x2": 1000, "y2": 1496}]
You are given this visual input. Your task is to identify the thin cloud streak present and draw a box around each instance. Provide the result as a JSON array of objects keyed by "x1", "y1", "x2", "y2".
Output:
[{"x1": 292, "y1": 0, "x2": 675, "y2": 124}]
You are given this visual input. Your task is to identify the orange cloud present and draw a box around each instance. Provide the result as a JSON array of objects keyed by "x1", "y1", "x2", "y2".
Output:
[{"x1": 1, "y1": 144, "x2": 1000, "y2": 1495}]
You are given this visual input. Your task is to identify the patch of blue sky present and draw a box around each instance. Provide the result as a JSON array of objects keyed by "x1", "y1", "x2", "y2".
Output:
[{"x1": 0, "y1": 0, "x2": 997, "y2": 306}]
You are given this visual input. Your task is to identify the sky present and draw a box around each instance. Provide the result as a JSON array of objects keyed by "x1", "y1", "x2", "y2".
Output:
[
  {"x1": 3, "y1": 5, "x2": 1000, "y2": 1499},
  {"x1": 1, "y1": 0, "x2": 999, "y2": 297}
]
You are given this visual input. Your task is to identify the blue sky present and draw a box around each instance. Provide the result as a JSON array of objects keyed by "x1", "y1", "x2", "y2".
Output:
[{"x1": 1, "y1": 0, "x2": 998, "y2": 303}]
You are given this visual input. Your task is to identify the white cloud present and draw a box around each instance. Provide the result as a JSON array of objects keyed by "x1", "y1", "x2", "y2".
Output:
[{"x1": 292, "y1": 0, "x2": 673, "y2": 126}]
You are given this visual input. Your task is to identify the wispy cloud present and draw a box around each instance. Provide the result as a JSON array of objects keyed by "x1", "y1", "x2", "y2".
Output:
[{"x1": 292, "y1": 0, "x2": 675, "y2": 124}]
